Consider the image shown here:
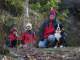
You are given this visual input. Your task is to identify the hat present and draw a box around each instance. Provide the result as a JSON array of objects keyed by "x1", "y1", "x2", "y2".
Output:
[{"x1": 50, "y1": 7, "x2": 57, "y2": 16}]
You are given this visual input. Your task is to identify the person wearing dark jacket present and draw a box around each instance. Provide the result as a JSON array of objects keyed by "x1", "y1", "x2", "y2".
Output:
[{"x1": 38, "y1": 8, "x2": 58, "y2": 48}]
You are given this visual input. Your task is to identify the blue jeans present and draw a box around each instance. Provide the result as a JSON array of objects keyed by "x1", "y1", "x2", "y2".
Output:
[
  {"x1": 38, "y1": 35, "x2": 56, "y2": 48},
  {"x1": 38, "y1": 39, "x2": 48, "y2": 48},
  {"x1": 48, "y1": 35, "x2": 57, "y2": 47},
  {"x1": 48, "y1": 35, "x2": 56, "y2": 42}
]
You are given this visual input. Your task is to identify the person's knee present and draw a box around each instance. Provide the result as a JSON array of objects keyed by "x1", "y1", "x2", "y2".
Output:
[
  {"x1": 38, "y1": 40, "x2": 48, "y2": 48},
  {"x1": 48, "y1": 35, "x2": 56, "y2": 42}
]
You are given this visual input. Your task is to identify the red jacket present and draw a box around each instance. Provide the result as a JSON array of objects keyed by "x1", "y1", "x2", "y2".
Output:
[
  {"x1": 43, "y1": 21, "x2": 55, "y2": 39},
  {"x1": 21, "y1": 31, "x2": 36, "y2": 44},
  {"x1": 8, "y1": 32, "x2": 17, "y2": 41}
]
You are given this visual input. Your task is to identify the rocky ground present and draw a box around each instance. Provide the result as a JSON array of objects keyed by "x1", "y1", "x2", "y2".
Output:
[{"x1": 2, "y1": 47, "x2": 79, "y2": 60}]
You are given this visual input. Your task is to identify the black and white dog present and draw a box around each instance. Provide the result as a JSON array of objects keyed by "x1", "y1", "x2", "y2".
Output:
[{"x1": 54, "y1": 24, "x2": 64, "y2": 48}]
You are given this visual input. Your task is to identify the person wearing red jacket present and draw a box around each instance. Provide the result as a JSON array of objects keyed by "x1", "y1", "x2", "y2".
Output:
[
  {"x1": 21, "y1": 23, "x2": 36, "y2": 47},
  {"x1": 38, "y1": 7, "x2": 57, "y2": 48},
  {"x1": 8, "y1": 26, "x2": 18, "y2": 47}
]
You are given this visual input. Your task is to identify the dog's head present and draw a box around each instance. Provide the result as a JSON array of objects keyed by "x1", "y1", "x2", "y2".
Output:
[{"x1": 55, "y1": 24, "x2": 62, "y2": 33}]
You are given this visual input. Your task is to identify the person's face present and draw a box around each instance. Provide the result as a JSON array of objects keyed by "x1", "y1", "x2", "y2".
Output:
[
  {"x1": 49, "y1": 15, "x2": 55, "y2": 20},
  {"x1": 26, "y1": 26, "x2": 31, "y2": 30},
  {"x1": 25, "y1": 26, "x2": 31, "y2": 31}
]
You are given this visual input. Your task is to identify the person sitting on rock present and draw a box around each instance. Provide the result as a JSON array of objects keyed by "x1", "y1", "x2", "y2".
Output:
[
  {"x1": 21, "y1": 23, "x2": 36, "y2": 47},
  {"x1": 38, "y1": 7, "x2": 58, "y2": 48},
  {"x1": 8, "y1": 25, "x2": 18, "y2": 48}
]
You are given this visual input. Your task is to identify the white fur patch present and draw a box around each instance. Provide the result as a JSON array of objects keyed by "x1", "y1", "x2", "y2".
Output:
[{"x1": 54, "y1": 31, "x2": 61, "y2": 41}]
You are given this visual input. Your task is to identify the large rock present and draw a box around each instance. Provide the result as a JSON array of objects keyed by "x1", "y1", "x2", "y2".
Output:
[{"x1": 9, "y1": 47, "x2": 80, "y2": 60}]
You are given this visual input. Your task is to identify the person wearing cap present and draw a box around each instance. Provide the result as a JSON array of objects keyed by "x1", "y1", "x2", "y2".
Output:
[
  {"x1": 21, "y1": 23, "x2": 36, "y2": 47},
  {"x1": 38, "y1": 8, "x2": 57, "y2": 48}
]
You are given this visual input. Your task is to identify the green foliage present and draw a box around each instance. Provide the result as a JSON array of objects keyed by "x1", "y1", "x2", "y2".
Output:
[
  {"x1": 30, "y1": 0, "x2": 68, "y2": 21},
  {"x1": 30, "y1": 0, "x2": 58, "y2": 12},
  {"x1": 31, "y1": 2, "x2": 41, "y2": 11},
  {"x1": 1, "y1": 0, "x2": 25, "y2": 16},
  {"x1": 5, "y1": 18, "x2": 16, "y2": 27},
  {"x1": 50, "y1": 0, "x2": 58, "y2": 8},
  {"x1": 3, "y1": 17, "x2": 18, "y2": 34},
  {"x1": 57, "y1": 9, "x2": 69, "y2": 20}
]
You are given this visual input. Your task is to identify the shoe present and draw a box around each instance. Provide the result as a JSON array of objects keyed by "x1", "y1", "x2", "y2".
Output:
[
  {"x1": 60, "y1": 45, "x2": 65, "y2": 48},
  {"x1": 54, "y1": 46, "x2": 57, "y2": 48}
]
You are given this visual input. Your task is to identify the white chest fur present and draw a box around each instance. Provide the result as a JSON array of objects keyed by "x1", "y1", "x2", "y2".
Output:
[
  {"x1": 54, "y1": 24, "x2": 64, "y2": 48},
  {"x1": 54, "y1": 24, "x2": 62, "y2": 41},
  {"x1": 54, "y1": 32, "x2": 61, "y2": 41}
]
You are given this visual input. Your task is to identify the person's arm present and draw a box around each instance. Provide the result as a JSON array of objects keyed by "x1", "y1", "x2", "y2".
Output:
[
  {"x1": 38, "y1": 24, "x2": 44, "y2": 40},
  {"x1": 38, "y1": 20, "x2": 47, "y2": 40},
  {"x1": 54, "y1": 18, "x2": 58, "y2": 29}
]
